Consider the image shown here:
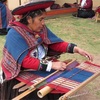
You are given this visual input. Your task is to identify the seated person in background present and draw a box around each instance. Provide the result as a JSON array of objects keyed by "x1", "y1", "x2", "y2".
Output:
[
  {"x1": 0, "y1": 0, "x2": 13, "y2": 35},
  {"x1": 62, "y1": 2, "x2": 79, "y2": 8},
  {"x1": 73, "y1": 0, "x2": 95, "y2": 18}
]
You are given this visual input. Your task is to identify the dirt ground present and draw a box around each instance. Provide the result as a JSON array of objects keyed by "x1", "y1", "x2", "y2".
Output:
[{"x1": 93, "y1": 55, "x2": 100, "y2": 65}]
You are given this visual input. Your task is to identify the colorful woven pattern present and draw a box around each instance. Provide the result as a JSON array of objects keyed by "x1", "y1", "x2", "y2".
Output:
[
  {"x1": 47, "y1": 61, "x2": 100, "y2": 93},
  {"x1": 16, "y1": 60, "x2": 78, "y2": 90},
  {"x1": 13, "y1": 60, "x2": 100, "y2": 100},
  {"x1": 16, "y1": 60, "x2": 100, "y2": 94}
]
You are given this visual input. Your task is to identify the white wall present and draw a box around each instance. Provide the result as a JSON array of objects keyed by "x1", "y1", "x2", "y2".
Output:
[
  {"x1": 8, "y1": 0, "x2": 29, "y2": 10},
  {"x1": 8, "y1": 0, "x2": 100, "y2": 10},
  {"x1": 8, "y1": 0, "x2": 19, "y2": 10},
  {"x1": 93, "y1": 0, "x2": 100, "y2": 8},
  {"x1": 55, "y1": 0, "x2": 77, "y2": 6},
  {"x1": 55, "y1": 0, "x2": 100, "y2": 8}
]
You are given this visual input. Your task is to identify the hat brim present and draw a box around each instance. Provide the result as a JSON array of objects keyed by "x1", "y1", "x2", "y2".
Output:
[{"x1": 12, "y1": 1, "x2": 54, "y2": 15}]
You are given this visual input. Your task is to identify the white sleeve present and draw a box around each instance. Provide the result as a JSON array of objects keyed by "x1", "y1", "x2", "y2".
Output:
[{"x1": 46, "y1": 61, "x2": 52, "y2": 72}]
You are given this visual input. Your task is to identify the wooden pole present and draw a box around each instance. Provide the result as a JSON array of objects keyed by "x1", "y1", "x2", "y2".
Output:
[
  {"x1": 12, "y1": 88, "x2": 36, "y2": 100},
  {"x1": 13, "y1": 82, "x2": 25, "y2": 89},
  {"x1": 58, "y1": 72, "x2": 100, "y2": 100},
  {"x1": 37, "y1": 86, "x2": 53, "y2": 98},
  {"x1": 76, "y1": 0, "x2": 78, "y2": 4},
  {"x1": 19, "y1": 0, "x2": 21, "y2": 5}
]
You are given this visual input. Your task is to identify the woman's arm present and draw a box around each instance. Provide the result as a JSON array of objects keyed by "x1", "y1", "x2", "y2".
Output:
[
  {"x1": 49, "y1": 42, "x2": 93, "y2": 61},
  {"x1": 73, "y1": 46, "x2": 93, "y2": 61}
]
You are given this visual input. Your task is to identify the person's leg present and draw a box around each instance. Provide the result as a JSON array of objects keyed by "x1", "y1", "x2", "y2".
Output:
[
  {"x1": 77, "y1": 10, "x2": 87, "y2": 18},
  {"x1": 1, "y1": 79, "x2": 62, "y2": 100},
  {"x1": 77, "y1": 10, "x2": 95, "y2": 18},
  {"x1": 88, "y1": 10, "x2": 95, "y2": 18},
  {"x1": 72, "y1": 9, "x2": 83, "y2": 17},
  {"x1": 1, "y1": 79, "x2": 19, "y2": 100}
]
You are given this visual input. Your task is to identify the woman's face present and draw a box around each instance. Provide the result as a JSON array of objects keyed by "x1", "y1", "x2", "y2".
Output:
[{"x1": 27, "y1": 13, "x2": 46, "y2": 32}]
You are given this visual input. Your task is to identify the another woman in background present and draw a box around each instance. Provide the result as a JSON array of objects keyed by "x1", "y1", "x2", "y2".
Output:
[
  {"x1": 0, "y1": 0, "x2": 13, "y2": 35},
  {"x1": 73, "y1": 0, "x2": 95, "y2": 18}
]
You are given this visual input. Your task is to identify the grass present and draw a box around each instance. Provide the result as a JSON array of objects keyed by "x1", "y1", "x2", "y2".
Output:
[
  {"x1": 45, "y1": 14, "x2": 100, "y2": 62},
  {"x1": 0, "y1": 35, "x2": 6, "y2": 61},
  {"x1": 0, "y1": 14, "x2": 100, "y2": 100}
]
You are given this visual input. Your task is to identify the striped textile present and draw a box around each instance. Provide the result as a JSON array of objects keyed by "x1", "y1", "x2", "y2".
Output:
[
  {"x1": 15, "y1": 61, "x2": 100, "y2": 94},
  {"x1": 15, "y1": 60, "x2": 79, "y2": 93},
  {"x1": 47, "y1": 61, "x2": 100, "y2": 93}
]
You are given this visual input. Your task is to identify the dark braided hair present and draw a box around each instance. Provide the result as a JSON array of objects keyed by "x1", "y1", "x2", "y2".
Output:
[{"x1": 19, "y1": 9, "x2": 45, "y2": 25}]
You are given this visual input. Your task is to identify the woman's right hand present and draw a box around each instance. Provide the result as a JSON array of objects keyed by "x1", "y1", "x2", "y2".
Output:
[{"x1": 52, "y1": 61, "x2": 67, "y2": 71}]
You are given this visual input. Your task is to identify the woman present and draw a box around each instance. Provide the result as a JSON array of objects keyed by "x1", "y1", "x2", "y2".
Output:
[
  {"x1": 0, "y1": 0, "x2": 13, "y2": 35},
  {"x1": 1, "y1": 0, "x2": 93, "y2": 100},
  {"x1": 73, "y1": 0, "x2": 95, "y2": 18}
]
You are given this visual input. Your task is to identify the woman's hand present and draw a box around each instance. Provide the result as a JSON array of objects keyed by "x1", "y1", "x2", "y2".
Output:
[
  {"x1": 52, "y1": 61, "x2": 67, "y2": 71},
  {"x1": 73, "y1": 46, "x2": 93, "y2": 61}
]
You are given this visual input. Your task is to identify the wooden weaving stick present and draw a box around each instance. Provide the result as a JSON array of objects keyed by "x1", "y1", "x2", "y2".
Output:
[
  {"x1": 13, "y1": 82, "x2": 26, "y2": 89},
  {"x1": 58, "y1": 72, "x2": 100, "y2": 100},
  {"x1": 12, "y1": 87, "x2": 36, "y2": 100},
  {"x1": 12, "y1": 59, "x2": 76, "y2": 100},
  {"x1": 19, "y1": 85, "x2": 29, "y2": 92},
  {"x1": 37, "y1": 86, "x2": 53, "y2": 98}
]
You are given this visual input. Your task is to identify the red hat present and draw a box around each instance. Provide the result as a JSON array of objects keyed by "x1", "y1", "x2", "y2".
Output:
[{"x1": 12, "y1": 0, "x2": 54, "y2": 15}]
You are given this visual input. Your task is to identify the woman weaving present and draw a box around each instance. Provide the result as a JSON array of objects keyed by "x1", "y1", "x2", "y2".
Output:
[
  {"x1": 0, "y1": 0, "x2": 13, "y2": 35},
  {"x1": 1, "y1": 0, "x2": 93, "y2": 100}
]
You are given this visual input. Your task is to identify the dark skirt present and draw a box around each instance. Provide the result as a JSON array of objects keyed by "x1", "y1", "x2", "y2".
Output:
[
  {"x1": 0, "y1": 79, "x2": 62, "y2": 100},
  {"x1": 77, "y1": 9, "x2": 95, "y2": 18},
  {"x1": 0, "y1": 28, "x2": 7, "y2": 35}
]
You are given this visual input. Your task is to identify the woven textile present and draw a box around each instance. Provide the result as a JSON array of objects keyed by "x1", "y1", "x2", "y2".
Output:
[
  {"x1": 47, "y1": 61, "x2": 100, "y2": 93},
  {"x1": 16, "y1": 60, "x2": 79, "y2": 93},
  {"x1": 16, "y1": 61, "x2": 100, "y2": 94}
]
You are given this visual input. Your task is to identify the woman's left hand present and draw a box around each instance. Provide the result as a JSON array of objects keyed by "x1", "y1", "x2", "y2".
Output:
[{"x1": 74, "y1": 46, "x2": 93, "y2": 61}]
